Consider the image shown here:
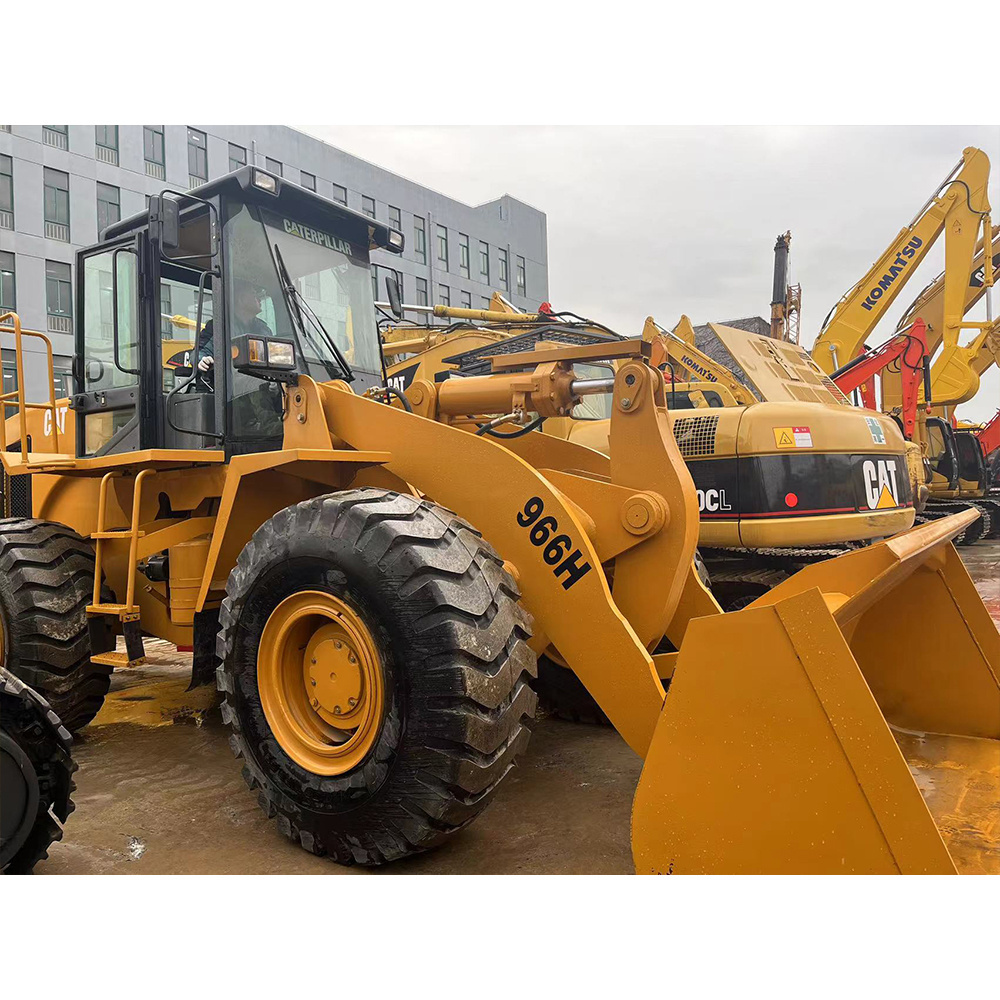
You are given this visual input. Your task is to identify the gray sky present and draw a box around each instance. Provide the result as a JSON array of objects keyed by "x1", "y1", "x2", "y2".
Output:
[{"x1": 305, "y1": 125, "x2": 1000, "y2": 421}]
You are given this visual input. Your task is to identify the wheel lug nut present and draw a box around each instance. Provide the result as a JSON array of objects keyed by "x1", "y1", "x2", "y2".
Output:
[
  {"x1": 311, "y1": 698, "x2": 318, "y2": 708},
  {"x1": 335, "y1": 641, "x2": 342, "y2": 649},
  {"x1": 334, "y1": 705, "x2": 342, "y2": 715},
  {"x1": 348, "y1": 697, "x2": 357, "y2": 708},
  {"x1": 349, "y1": 654, "x2": 357, "y2": 664},
  {"x1": 310, "y1": 678, "x2": 316, "y2": 687}
]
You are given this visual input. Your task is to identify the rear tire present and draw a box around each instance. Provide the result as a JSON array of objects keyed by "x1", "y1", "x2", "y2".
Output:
[
  {"x1": 0, "y1": 519, "x2": 114, "y2": 732},
  {"x1": 1, "y1": 668, "x2": 76, "y2": 874},
  {"x1": 534, "y1": 655, "x2": 610, "y2": 726},
  {"x1": 217, "y1": 489, "x2": 537, "y2": 865}
]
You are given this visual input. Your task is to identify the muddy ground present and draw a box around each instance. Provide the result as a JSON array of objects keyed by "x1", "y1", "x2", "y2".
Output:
[{"x1": 37, "y1": 541, "x2": 1000, "y2": 875}]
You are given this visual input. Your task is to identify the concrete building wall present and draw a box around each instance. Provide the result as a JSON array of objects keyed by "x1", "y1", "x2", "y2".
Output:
[{"x1": 0, "y1": 124, "x2": 548, "y2": 399}]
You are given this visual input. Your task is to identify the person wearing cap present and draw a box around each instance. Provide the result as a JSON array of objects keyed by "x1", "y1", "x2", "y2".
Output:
[{"x1": 195, "y1": 279, "x2": 273, "y2": 382}]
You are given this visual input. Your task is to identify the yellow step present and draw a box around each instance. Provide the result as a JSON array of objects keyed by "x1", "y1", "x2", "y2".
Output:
[
  {"x1": 91, "y1": 651, "x2": 146, "y2": 669},
  {"x1": 87, "y1": 603, "x2": 140, "y2": 620},
  {"x1": 91, "y1": 530, "x2": 146, "y2": 539}
]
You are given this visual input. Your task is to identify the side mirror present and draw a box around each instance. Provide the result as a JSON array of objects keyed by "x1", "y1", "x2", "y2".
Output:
[
  {"x1": 149, "y1": 195, "x2": 180, "y2": 252},
  {"x1": 385, "y1": 275, "x2": 403, "y2": 319}
]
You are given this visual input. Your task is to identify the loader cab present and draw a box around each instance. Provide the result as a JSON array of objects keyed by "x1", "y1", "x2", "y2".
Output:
[{"x1": 72, "y1": 166, "x2": 403, "y2": 459}]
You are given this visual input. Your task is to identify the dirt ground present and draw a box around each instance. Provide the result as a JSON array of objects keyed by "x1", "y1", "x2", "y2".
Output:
[{"x1": 36, "y1": 541, "x2": 1000, "y2": 875}]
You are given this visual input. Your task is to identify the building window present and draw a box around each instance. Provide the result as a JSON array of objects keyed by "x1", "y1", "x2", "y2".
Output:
[
  {"x1": 97, "y1": 182, "x2": 121, "y2": 234},
  {"x1": 300, "y1": 170, "x2": 316, "y2": 192},
  {"x1": 144, "y1": 126, "x2": 165, "y2": 180},
  {"x1": 229, "y1": 143, "x2": 247, "y2": 172},
  {"x1": 95, "y1": 125, "x2": 119, "y2": 165},
  {"x1": 388, "y1": 205, "x2": 401, "y2": 232},
  {"x1": 0, "y1": 252, "x2": 15, "y2": 312},
  {"x1": 45, "y1": 260, "x2": 73, "y2": 334},
  {"x1": 516, "y1": 255, "x2": 526, "y2": 296},
  {"x1": 479, "y1": 241, "x2": 489, "y2": 282},
  {"x1": 481, "y1": 296, "x2": 491, "y2": 308},
  {"x1": 0, "y1": 126, "x2": 10, "y2": 133},
  {"x1": 460, "y1": 290, "x2": 472, "y2": 309},
  {"x1": 0, "y1": 154, "x2": 13, "y2": 230},
  {"x1": 436, "y1": 225, "x2": 449, "y2": 269},
  {"x1": 332, "y1": 183, "x2": 347, "y2": 206},
  {"x1": 265, "y1": 157, "x2": 282, "y2": 177},
  {"x1": 43, "y1": 168, "x2": 70, "y2": 242},
  {"x1": 498, "y1": 249, "x2": 509, "y2": 290},
  {"x1": 187, "y1": 127, "x2": 208, "y2": 187},
  {"x1": 458, "y1": 234, "x2": 470, "y2": 277},
  {"x1": 362, "y1": 195, "x2": 376, "y2": 219},
  {"x1": 414, "y1": 216, "x2": 427, "y2": 263},
  {"x1": 43, "y1": 125, "x2": 68, "y2": 150},
  {"x1": 438, "y1": 284, "x2": 450, "y2": 306},
  {"x1": 415, "y1": 277, "x2": 428, "y2": 306}
]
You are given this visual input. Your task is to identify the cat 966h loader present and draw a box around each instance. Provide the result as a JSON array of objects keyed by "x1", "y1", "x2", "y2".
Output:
[{"x1": 1, "y1": 167, "x2": 997, "y2": 873}]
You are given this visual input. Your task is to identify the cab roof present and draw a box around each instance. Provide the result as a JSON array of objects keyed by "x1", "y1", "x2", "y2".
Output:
[{"x1": 101, "y1": 165, "x2": 404, "y2": 254}]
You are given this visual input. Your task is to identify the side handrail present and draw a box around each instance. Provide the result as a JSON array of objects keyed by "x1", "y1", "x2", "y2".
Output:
[{"x1": 0, "y1": 311, "x2": 62, "y2": 456}]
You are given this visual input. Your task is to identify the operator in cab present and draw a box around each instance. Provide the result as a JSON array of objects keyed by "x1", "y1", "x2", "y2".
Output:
[{"x1": 195, "y1": 278, "x2": 273, "y2": 382}]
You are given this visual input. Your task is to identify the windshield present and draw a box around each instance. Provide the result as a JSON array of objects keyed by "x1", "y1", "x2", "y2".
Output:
[{"x1": 223, "y1": 202, "x2": 382, "y2": 379}]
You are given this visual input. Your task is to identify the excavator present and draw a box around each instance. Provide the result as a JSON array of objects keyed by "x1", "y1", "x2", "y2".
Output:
[
  {"x1": 1, "y1": 166, "x2": 997, "y2": 874},
  {"x1": 860, "y1": 228, "x2": 1000, "y2": 537},
  {"x1": 381, "y1": 297, "x2": 917, "y2": 609},
  {"x1": 812, "y1": 147, "x2": 996, "y2": 538}
]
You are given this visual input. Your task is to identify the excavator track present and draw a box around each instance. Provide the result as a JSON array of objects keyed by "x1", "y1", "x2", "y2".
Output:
[{"x1": 916, "y1": 501, "x2": 990, "y2": 546}]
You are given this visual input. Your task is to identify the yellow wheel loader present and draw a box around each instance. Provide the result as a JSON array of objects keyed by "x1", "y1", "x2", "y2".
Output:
[{"x1": 1, "y1": 167, "x2": 998, "y2": 873}]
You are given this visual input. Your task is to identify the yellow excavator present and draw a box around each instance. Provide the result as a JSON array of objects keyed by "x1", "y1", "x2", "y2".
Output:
[
  {"x1": 383, "y1": 299, "x2": 917, "y2": 609},
  {"x1": 813, "y1": 146, "x2": 996, "y2": 538},
  {"x1": 1, "y1": 167, "x2": 997, "y2": 874}
]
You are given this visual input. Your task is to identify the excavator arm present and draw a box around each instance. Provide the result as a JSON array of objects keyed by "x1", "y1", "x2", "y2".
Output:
[
  {"x1": 978, "y1": 409, "x2": 1000, "y2": 459},
  {"x1": 882, "y1": 224, "x2": 1000, "y2": 412},
  {"x1": 832, "y1": 319, "x2": 930, "y2": 440},
  {"x1": 642, "y1": 315, "x2": 758, "y2": 405},
  {"x1": 812, "y1": 147, "x2": 992, "y2": 374}
]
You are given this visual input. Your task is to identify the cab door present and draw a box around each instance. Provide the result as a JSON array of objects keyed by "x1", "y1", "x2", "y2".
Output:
[{"x1": 74, "y1": 234, "x2": 159, "y2": 457}]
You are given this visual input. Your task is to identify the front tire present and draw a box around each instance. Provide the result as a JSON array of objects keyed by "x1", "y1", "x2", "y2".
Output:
[
  {"x1": 217, "y1": 489, "x2": 537, "y2": 865},
  {"x1": 0, "y1": 519, "x2": 114, "y2": 731}
]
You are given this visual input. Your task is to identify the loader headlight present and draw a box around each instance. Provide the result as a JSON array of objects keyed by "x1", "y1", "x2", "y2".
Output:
[
  {"x1": 252, "y1": 169, "x2": 278, "y2": 194},
  {"x1": 232, "y1": 334, "x2": 298, "y2": 383}
]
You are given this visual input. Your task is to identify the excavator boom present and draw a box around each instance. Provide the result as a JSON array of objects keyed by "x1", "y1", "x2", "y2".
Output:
[{"x1": 812, "y1": 147, "x2": 992, "y2": 374}]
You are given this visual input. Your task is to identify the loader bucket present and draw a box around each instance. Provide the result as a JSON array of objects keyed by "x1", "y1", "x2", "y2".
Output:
[{"x1": 632, "y1": 510, "x2": 999, "y2": 874}]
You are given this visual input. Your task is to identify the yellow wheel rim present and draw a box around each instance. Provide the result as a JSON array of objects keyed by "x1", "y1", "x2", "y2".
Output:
[{"x1": 257, "y1": 590, "x2": 384, "y2": 775}]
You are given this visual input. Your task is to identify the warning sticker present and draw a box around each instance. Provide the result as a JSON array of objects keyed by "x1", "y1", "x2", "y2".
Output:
[
  {"x1": 773, "y1": 426, "x2": 813, "y2": 448},
  {"x1": 865, "y1": 416, "x2": 886, "y2": 445}
]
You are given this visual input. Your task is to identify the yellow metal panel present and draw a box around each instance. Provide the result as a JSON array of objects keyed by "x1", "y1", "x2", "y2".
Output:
[{"x1": 632, "y1": 589, "x2": 957, "y2": 874}]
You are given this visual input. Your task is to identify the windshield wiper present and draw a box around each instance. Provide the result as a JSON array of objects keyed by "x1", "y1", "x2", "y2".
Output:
[{"x1": 271, "y1": 242, "x2": 355, "y2": 383}]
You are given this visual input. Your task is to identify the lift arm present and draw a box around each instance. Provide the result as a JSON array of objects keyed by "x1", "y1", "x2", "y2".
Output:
[{"x1": 812, "y1": 147, "x2": 992, "y2": 374}]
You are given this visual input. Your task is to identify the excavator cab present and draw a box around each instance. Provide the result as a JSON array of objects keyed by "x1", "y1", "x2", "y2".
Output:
[
  {"x1": 73, "y1": 166, "x2": 398, "y2": 460},
  {"x1": 954, "y1": 428, "x2": 989, "y2": 497},
  {"x1": 925, "y1": 415, "x2": 961, "y2": 497}
]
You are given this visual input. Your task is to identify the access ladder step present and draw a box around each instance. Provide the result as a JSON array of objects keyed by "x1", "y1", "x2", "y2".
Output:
[
  {"x1": 88, "y1": 603, "x2": 140, "y2": 620},
  {"x1": 91, "y1": 650, "x2": 147, "y2": 669},
  {"x1": 91, "y1": 530, "x2": 146, "y2": 539}
]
